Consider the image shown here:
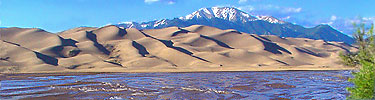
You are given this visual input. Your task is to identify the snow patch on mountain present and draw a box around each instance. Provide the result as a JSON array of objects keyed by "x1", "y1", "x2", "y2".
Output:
[
  {"x1": 181, "y1": 7, "x2": 260, "y2": 23},
  {"x1": 117, "y1": 7, "x2": 287, "y2": 29},
  {"x1": 154, "y1": 19, "x2": 167, "y2": 27},
  {"x1": 114, "y1": 7, "x2": 354, "y2": 44},
  {"x1": 256, "y1": 16, "x2": 285, "y2": 24},
  {"x1": 118, "y1": 22, "x2": 137, "y2": 28}
]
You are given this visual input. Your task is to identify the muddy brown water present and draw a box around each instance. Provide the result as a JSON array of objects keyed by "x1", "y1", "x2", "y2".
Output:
[{"x1": 0, "y1": 71, "x2": 353, "y2": 99}]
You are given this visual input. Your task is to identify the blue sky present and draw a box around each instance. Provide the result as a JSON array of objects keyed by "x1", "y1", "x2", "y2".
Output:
[{"x1": 0, "y1": 0, "x2": 374, "y2": 35}]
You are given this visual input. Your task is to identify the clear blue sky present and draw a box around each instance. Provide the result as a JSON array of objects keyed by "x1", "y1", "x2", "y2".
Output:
[{"x1": 0, "y1": 0, "x2": 374, "y2": 35}]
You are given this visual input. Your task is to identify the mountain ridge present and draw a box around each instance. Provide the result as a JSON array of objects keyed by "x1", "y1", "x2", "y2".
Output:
[{"x1": 116, "y1": 7, "x2": 354, "y2": 44}]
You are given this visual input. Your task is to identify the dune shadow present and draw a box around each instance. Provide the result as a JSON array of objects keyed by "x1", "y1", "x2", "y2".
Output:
[
  {"x1": 50, "y1": 46, "x2": 65, "y2": 57},
  {"x1": 132, "y1": 41, "x2": 149, "y2": 57},
  {"x1": 59, "y1": 37, "x2": 78, "y2": 47},
  {"x1": 274, "y1": 59, "x2": 289, "y2": 66},
  {"x1": 216, "y1": 31, "x2": 242, "y2": 37},
  {"x1": 2, "y1": 40, "x2": 20, "y2": 46},
  {"x1": 323, "y1": 42, "x2": 350, "y2": 53},
  {"x1": 226, "y1": 30, "x2": 242, "y2": 34},
  {"x1": 86, "y1": 31, "x2": 98, "y2": 42},
  {"x1": 0, "y1": 57, "x2": 10, "y2": 61},
  {"x1": 339, "y1": 42, "x2": 357, "y2": 48},
  {"x1": 258, "y1": 35, "x2": 272, "y2": 42},
  {"x1": 103, "y1": 60, "x2": 123, "y2": 67},
  {"x1": 150, "y1": 56, "x2": 178, "y2": 67},
  {"x1": 86, "y1": 31, "x2": 111, "y2": 55},
  {"x1": 160, "y1": 40, "x2": 193, "y2": 55},
  {"x1": 117, "y1": 28, "x2": 127, "y2": 37},
  {"x1": 251, "y1": 35, "x2": 291, "y2": 54},
  {"x1": 43, "y1": 37, "x2": 80, "y2": 58},
  {"x1": 200, "y1": 35, "x2": 234, "y2": 49},
  {"x1": 295, "y1": 47, "x2": 329, "y2": 57},
  {"x1": 140, "y1": 31, "x2": 154, "y2": 38},
  {"x1": 159, "y1": 40, "x2": 210, "y2": 62},
  {"x1": 34, "y1": 51, "x2": 58, "y2": 66},
  {"x1": 171, "y1": 29, "x2": 190, "y2": 37},
  {"x1": 140, "y1": 31, "x2": 210, "y2": 63}
]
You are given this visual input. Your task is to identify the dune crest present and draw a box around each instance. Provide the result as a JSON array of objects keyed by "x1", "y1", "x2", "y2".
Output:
[{"x1": 0, "y1": 25, "x2": 357, "y2": 73}]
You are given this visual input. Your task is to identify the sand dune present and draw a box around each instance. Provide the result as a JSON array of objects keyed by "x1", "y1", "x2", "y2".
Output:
[{"x1": 0, "y1": 25, "x2": 357, "y2": 73}]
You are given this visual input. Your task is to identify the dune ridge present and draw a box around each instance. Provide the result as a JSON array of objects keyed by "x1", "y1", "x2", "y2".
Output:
[{"x1": 0, "y1": 25, "x2": 357, "y2": 73}]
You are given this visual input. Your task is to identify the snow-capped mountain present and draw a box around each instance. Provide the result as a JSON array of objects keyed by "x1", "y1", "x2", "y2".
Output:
[
  {"x1": 118, "y1": 7, "x2": 286, "y2": 29},
  {"x1": 256, "y1": 16, "x2": 285, "y2": 24},
  {"x1": 117, "y1": 19, "x2": 169, "y2": 29},
  {"x1": 180, "y1": 7, "x2": 258, "y2": 23},
  {"x1": 179, "y1": 7, "x2": 285, "y2": 24},
  {"x1": 118, "y1": 22, "x2": 138, "y2": 28},
  {"x1": 116, "y1": 7, "x2": 354, "y2": 44}
]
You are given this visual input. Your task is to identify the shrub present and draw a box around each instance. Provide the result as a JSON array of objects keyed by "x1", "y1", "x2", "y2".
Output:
[
  {"x1": 347, "y1": 59, "x2": 374, "y2": 99},
  {"x1": 344, "y1": 23, "x2": 375, "y2": 99},
  {"x1": 339, "y1": 52, "x2": 360, "y2": 67}
]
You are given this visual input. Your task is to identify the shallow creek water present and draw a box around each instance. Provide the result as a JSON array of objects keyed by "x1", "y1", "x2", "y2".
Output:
[{"x1": 0, "y1": 71, "x2": 353, "y2": 100}]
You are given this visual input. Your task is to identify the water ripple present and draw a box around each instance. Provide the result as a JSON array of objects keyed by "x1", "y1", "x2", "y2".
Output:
[{"x1": 0, "y1": 71, "x2": 353, "y2": 100}]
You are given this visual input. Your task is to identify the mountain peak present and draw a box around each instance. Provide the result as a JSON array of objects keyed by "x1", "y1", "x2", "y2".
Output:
[
  {"x1": 181, "y1": 7, "x2": 285, "y2": 24},
  {"x1": 115, "y1": 7, "x2": 353, "y2": 44},
  {"x1": 181, "y1": 7, "x2": 258, "y2": 23}
]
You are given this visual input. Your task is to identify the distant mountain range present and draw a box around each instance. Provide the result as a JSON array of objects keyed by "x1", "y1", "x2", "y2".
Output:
[{"x1": 116, "y1": 7, "x2": 354, "y2": 44}]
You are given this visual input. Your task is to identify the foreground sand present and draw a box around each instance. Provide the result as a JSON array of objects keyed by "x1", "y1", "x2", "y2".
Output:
[{"x1": 0, "y1": 25, "x2": 357, "y2": 73}]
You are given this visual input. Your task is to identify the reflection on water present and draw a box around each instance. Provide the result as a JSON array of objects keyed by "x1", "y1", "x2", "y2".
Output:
[{"x1": 0, "y1": 71, "x2": 353, "y2": 99}]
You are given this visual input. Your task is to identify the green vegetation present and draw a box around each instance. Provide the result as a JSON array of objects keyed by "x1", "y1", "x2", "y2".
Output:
[
  {"x1": 339, "y1": 52, "x2": 360, "y2": 67},
  {"x1": 340, "y1": 23, "x2": 375, "y2": 99}
]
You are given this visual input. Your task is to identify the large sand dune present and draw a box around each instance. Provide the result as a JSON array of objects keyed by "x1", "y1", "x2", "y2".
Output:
[{"x1": 0, "y1": 25, "x2": 357, "y2": 73}]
